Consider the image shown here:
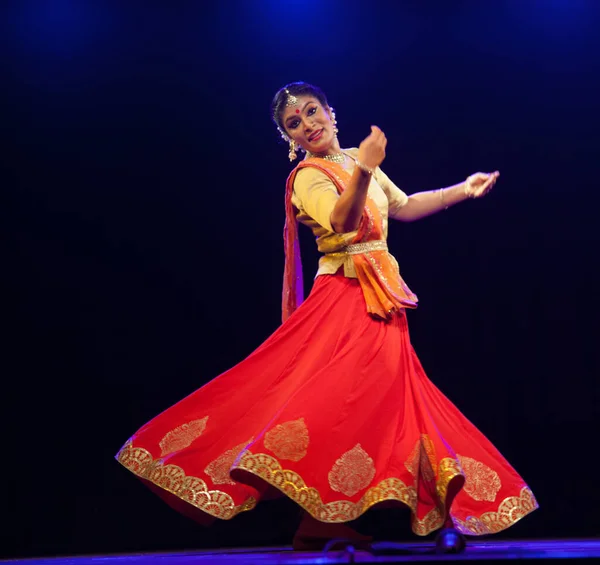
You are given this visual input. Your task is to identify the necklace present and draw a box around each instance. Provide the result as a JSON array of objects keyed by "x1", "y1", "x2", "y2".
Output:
[{"x1": 307, "y1": 152, "x2": 346, "y2": 164}]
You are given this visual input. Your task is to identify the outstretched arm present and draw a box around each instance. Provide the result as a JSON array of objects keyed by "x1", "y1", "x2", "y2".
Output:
[{"x1": 393, "y1": 172, "x2": 499, "y2": 222}]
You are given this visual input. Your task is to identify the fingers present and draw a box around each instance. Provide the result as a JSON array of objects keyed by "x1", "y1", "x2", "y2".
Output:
[
  {"x1": 370, "y1": 126, "x2": 385, "y2": 140},
  {"x1": 473, "y1": 171, "x2": 500, "y2": 197},
  {"x1": 471, "y1": 171, "x2": 499, "y2": 181},
  {"x1": 486, "y1": 171, "x2": 500, "y2": 184},
  {"x1": 369, "y1": 125, "x2": 387, "y2": 147},
  {"x1": 358, "y1": 125, "x2": 387, "y2": 168},
  {"x1": 473, "y1": 179, "x2": 494, "y2": 196}
]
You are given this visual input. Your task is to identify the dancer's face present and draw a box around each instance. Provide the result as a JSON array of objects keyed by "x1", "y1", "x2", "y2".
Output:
[{"x1": 281, "y1": 96, "x2": 336, "y2": 154}]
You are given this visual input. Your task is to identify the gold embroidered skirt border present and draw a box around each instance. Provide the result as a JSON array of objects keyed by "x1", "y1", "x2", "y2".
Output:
[{"x1": 116, "y1": 441, "x2": 538, "y2": 536}]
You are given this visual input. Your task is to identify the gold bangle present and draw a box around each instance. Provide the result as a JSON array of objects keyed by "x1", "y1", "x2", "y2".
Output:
[
  {"x1": 439, "y1": 188, "x2": 448, "y2": 210},
  {"x1": 355, "y1": 160, "x2": 374, "y2": 175}
]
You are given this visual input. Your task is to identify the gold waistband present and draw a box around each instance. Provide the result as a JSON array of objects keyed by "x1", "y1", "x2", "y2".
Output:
[{"x1": 325, "y1": 240, "x2": 388, "y2": 258}]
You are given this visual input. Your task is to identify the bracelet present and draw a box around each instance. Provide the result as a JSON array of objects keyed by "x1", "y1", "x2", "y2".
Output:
[
  {"x1": 439, "y1": 188, "x2": 448, "y2": 210},
  {"x1": 355, "y1": 160, "x2": 375, "y2": 176}
]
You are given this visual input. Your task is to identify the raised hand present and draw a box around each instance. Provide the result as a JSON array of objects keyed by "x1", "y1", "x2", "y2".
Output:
[{"x1": 357, "y1": 126, "x2": 387, "y2": 171}]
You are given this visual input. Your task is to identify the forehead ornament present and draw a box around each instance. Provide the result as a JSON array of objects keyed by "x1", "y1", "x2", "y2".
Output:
[{"x1": 284, "y1": 88, "x2": 299, "y2": 107}]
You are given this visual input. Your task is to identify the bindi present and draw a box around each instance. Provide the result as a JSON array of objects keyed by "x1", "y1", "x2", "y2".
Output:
[{"x1": 295, "y1": 109, "x2": 300, "y2": 114}]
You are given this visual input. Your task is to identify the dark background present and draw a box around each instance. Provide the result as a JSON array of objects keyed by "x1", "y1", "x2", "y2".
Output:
[{"x1": 3, "y1": 0, "x2": 600, "y2": 558}]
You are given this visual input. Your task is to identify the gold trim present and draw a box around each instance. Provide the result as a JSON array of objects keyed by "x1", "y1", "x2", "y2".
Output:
[
  {"x1": 437, "y1": 457, "x2": 464, "y2": 504},
  {"x1": 413, "y1": 508, "x2": 444, "y2": 536},
  {"x1": 116, "y1": 441, "x2": 256, "y2": 520},
  {"x1": 117, "y1": 442, "x2": 538, "y2": 536},
  {"x1": 326, "y1": 241, "x2": 388, "y2": 258},
  {"x1": 454, "y1": 486, "x2": 538, "y2": 535},
  {"x1": 234, "y1": 452, "x2": 537, "y2": 536},
  {"x1": 204, "y1": 439, "x2": 253, "y2": 486},
  {"x1": 234, "y1": 450, "x2": 418, "y2": 524}
]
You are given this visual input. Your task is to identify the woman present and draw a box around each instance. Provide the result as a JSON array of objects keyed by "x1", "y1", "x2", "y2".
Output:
[{"x1": 116, "y1": 82, "x2": 537, "y2": 551}]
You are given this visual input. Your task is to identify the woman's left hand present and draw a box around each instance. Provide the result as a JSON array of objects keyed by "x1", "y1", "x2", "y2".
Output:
[{"x1": 465, "y1": 171, "x2": 500, "y2": 198}]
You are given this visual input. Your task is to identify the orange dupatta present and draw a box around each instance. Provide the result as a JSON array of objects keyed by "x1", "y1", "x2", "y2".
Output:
[{"x1": 282, "y1": 158, "x2": 418, "y2": 322}]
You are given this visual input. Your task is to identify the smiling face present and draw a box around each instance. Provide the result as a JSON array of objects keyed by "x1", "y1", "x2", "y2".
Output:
[{"x1": 281, "y1": 96, "x2": 338, "y2": 156}]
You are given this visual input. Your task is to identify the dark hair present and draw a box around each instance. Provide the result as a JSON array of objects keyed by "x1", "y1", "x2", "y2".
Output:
[{"x1": 271, "y1": 82, "x2": 329, "y2": 132}]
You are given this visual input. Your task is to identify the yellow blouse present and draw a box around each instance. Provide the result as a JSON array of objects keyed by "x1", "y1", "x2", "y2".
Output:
[{"x1": 291, "y1": 148, "x2": 408, "y2": 278}]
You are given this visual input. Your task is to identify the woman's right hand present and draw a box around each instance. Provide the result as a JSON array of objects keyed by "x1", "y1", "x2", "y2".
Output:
[{"x1": 357, "y1": 126, "x2": 387, "y2": 170}]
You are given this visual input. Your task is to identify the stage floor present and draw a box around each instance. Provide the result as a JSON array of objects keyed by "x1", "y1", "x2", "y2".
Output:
[{"x1": 4, "y1": 540, "x2": 600, "y2": 564}]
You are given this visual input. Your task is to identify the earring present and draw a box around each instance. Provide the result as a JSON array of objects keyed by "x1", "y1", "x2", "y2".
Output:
[
  {"x1": 331, "y1": 107, "x2": 339, "y2": 136},
  {"x1": 288, "y1": 140, "x2": 298, "y2": 162},
  {"x1": 277, "y1": 127, "x2": 298, "y2": 162}
]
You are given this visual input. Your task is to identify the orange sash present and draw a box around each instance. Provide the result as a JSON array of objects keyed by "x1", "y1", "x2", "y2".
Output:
[{"x1": 283, "y1": 158, "x2": 418, "y2": 322}]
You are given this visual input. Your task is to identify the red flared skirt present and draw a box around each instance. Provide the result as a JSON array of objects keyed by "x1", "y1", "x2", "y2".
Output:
[{"x1": 116, "y1": 273, "x2": 537, "y2": 536}]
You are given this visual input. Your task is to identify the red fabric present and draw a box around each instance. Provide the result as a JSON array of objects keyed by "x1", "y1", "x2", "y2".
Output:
[{"x1": 117, "y1": 273, "x2": 537, "y2": 536}]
